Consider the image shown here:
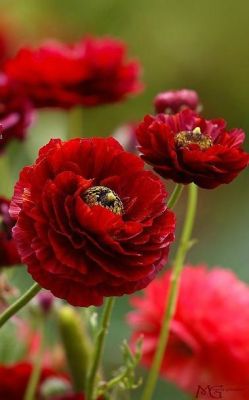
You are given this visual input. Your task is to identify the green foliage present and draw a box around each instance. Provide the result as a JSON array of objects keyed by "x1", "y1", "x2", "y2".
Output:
[{"x1": 98, "y1": 337, "x2": 143, "y2": 398}]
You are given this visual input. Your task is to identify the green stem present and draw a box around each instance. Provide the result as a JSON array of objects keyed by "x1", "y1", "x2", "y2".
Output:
[
  {"x1": 167, "y1": 184, "x2": 184, "y2": 209},
  {"x1": 87, "y1": 297, "x2": 115, "y2": 400},
  {"x1": 0, "y1": 283, "x2": 41, "y2": 328},
  {"x1": 0, "y1": 154, "x2": 13, "y2": 197},
  {"x1": 24, "y1": 320, "x2": 45, "y2": 400},
  {"x1": 141, "y1": 183, "x2": 198, "y2": 400}
]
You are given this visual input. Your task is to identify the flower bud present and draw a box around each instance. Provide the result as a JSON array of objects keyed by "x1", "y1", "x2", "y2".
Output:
[
  {"x1": 40, "y1": 377, "x2": 72, "y2": 399},
  {"x1": 154, "y1": 89, "x2": 201, "y2": 114}
]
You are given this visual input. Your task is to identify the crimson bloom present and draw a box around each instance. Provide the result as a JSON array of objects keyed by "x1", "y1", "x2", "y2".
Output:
[
  {"x1": 0, "y1": 362, "x2": 70, "y2": 400},
  {"x1": 10, "y1": 137, "x2": 175, "y2": 306},
  {"x1": 5, "y1": 37, "x2": 142, "y2": 109},
  {"x1": 0, "y1": 196, "x2": 21, "y2": 267},
  {"x1": 128, "y1": 265, "x2": 249, "y2": 399},
  {"x1": 154, "y1": 89, "x2": 200, "y2": 114},
  {"x1": 136, "y1": 109, "x2": 249, "y2": 188},
  {"x1": 0, "y1": 74, "x2": 34, "y2": 152}
]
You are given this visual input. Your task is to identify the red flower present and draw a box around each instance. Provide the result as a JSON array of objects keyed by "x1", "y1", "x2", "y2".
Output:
[
  {"x1": 0, "y1": 74, "x2": 34, "y2": 152},
  {"x1": 154, "y1": 89, "x2": 201, "y2": 114},
  {"x1": 5, "y1": 37, "x2": 142, "y2": 109},
  {"x1": 136, "y1": 109, "x2": 249, "y2": 188},
  {"x1": 128, "y1": 265, "x2": 249, "y2": 399},
  {"x1": 0, "y1": 196, "x2": 21, "y2": 267},
  {"x1": 0, "y1": 362, "x2": 69, "y2": 400},
  {"x1": 10, "y1": 137, "x2": 175, "y2": 306}
]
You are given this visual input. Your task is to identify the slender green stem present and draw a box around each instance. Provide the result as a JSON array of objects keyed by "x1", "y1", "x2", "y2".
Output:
[
  {"x1": 0, "y1": 283, "x2": 41, "y2": 328},
  {"x1": 141, "y1": 183, "x2": 198, "y2": 400},
  {"x1": 167, "y1": 184, "x2": 184, "y2": 209},
  {"x1": 0, "y1": 154, "x2": 13, "y2": 197},
  {"x1": 87, "y1": 297, "x2": 115, "y2": 400},
  {"x1": 24, "y1": 320, "x2": 45, "y2": 400}
]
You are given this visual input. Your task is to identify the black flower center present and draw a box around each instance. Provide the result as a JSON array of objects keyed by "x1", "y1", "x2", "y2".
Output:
[
  {"x1": 83, "y1": 186, "x2": 124, "y2": 215},
  {"x1": 175, "y1": 127, "x2": 212, "y2": 150}
]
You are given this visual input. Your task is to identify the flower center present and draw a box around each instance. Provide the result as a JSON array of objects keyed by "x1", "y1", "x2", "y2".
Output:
[
  {"x1": 83, "y1": 186, "x2": 124, "y2": 215},
  {"x1": 175, "y1": 127, "x2": 212, "y2": 150}
]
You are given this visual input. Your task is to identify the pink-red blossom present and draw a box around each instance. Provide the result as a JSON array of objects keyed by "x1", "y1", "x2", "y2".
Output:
[
  {"x1": 128, "y1": 265, "x2": 249, "y2": 399},
  {"x1": 154, "y1": 89, "x2": 200, "y2": 114}
]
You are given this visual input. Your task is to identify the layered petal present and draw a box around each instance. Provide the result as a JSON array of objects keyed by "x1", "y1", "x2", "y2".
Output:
[
  {"x1": 136, "y1": 109, "x2": 249, "y2": 188},
  {"x1": 10, "y1": 137, "x2": 175, "y2": 306}
]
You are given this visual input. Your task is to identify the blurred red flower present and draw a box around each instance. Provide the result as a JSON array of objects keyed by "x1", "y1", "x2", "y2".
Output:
[
  {"x1": 0, "y1": 362, "x2": 70, "y2": 400},
  {"x1": 136, "y1": 109, "x2": 249, "y2": 188},
  {"x1": 0, "y1": 196, "x2": 21, "y2": 267},
  {"x1": 154, "y1": 89, "x2": 201, "y2": 114},
  {"x1": 5, "y1": 37, "x2": 142, "y2": 109},
  {"x1": 10, "y1": 137, "x2": 175, "y2": 306},
  {"x1": 0, "y1": 74, "x2": 34, "y2": 152},
  {"x1": 128, "y1": 265, "x2": 249, "y2": 399}
]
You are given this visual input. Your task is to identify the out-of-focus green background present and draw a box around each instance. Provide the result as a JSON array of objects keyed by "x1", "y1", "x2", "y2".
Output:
[{"x1": 0, "y1": 1, "x2": 249, "y2": 399}]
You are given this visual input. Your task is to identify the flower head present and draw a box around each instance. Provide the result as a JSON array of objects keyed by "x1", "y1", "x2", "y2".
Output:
[
  {"x1": 136, "y1": 109, "x2": 249, "y2": 188},
  {"x1": 0, "y1": 196, "x2": 21, "y2": 267},
  {"x1": 0, "y1": 74, "x2": 34, "y2": 152},
  {"x1": 10, "y1": 137, "x2": 175, "y2": 306},
  {"x1": 154, "y1": 89, "x2": 200, "y2": 114},
  {"x1": 128, "y1": 265, "x2": 249, "y2": 399},
  {"x1": 5, "y1": 37, "x2": 142, "y2": 109}
]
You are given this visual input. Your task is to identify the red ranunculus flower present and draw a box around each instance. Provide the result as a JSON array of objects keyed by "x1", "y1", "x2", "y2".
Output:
[
  {"x1": 0, "y1": 74, "x2": 34, "y2": 152},
  {"x1": 154, "y1": 89, "x2": 200, "y2": 114},
  {"x1": 0, "y1": 362, "x2": 69, "y2": 400},
  {"x1": 0, "y1": 196, "x2": 21, "y2": 267},
  {"x1": 10, "y1": 137, "x2": 175, "y2": 306},
  {"x1": 136, "y1": 109, "x2": 249, "y2": 188},
  {"x1": 128, "y1": 265, "x2": 249, "y2": 400},
  {"x1": 5, "y1": 37, "x2": 142, "y2": 109}
]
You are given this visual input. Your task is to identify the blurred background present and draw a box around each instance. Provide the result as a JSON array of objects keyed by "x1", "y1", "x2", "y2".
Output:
[{"x1": 0, "y1": 0, "x2": 248, "y2": 399}]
